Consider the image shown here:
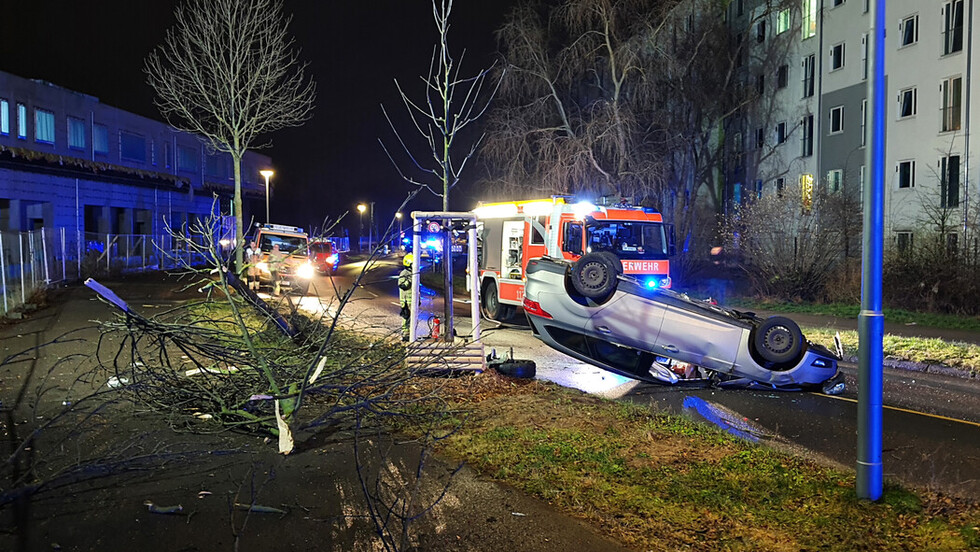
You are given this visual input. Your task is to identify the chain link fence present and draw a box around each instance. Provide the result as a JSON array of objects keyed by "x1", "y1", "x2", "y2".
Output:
[{"x1": 1, "y1": 228, "x2": 209, "y2": 316}]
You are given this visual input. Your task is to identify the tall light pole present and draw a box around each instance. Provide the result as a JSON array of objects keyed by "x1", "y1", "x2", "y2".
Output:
[
  {"x1": 260, "y1": 169, "x2": 274, "y2": 224},
  {"x1": 396, "y1": 211, "x2": 403, "y2": 234},
  {"x1": 357, "y1": 203, "x2": 367, "y2": 252}
]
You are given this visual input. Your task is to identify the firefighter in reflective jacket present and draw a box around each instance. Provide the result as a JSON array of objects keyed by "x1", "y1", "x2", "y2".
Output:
[{"x1": 398, "y1": 254, "x2": 414, "y2": 341}]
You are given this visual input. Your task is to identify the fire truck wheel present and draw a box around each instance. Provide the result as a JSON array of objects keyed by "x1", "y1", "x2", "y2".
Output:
[
  {"x1": 571, "y1": 252, "x2": 618, "y2": 300},
  {"x1": 481, "y1": 281, "x2": 509, "y2": 321}
]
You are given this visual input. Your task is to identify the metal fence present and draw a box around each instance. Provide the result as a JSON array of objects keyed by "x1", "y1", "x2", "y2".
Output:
[{"x1": 0, "y1": 228, "x2": 210, "y2": 316}]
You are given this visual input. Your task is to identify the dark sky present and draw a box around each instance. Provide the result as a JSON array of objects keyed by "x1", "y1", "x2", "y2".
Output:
[{"x1": 1, "y1": 1, "x2": 518, "y2": 235}]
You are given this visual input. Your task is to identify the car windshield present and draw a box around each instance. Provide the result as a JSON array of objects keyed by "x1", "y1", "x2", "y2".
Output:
[
  {"x1": 309, "y1": 243, "x2": 332, "y2": 254},
  {"x1": 586, "y1": 221, "x2": 667, "y2": 259},
  {"x1": 259, "y1": 234, "x2": 307, "y2": 254}
]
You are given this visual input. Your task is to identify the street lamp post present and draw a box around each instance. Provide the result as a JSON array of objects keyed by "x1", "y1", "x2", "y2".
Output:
[
  {"x1": 357, "y1": 203, "x2": 367, "y2": 252},
  {"x1": 260, "y1": 170, "x2": 274, "y2": 224},
  {"x1": 396, "y1": 211, "x2": 403, "y2": 234}
]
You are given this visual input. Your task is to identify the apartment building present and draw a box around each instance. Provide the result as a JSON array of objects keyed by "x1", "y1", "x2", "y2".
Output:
[
  {"x1": 0, "y1": 69, "x2": 269, "y2": 236},
  {"x1": 734, "y1": 0, "x2": 976, "y2": 250}
]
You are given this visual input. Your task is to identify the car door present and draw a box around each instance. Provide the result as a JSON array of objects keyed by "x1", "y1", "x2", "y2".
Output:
[
  {"x1": 586, "y1": 292, "x2": 667, "y2": 353},
  {"x1": 656, "y1": 304, "x2": 743, "y2": 371}
]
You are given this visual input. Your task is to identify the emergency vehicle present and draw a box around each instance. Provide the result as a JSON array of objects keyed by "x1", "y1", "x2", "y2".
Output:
[
  {"x1": 473, "y1": 197, "x2": 675, "y2": 320},
  {"x1": 251, "y1": 223, "x2": 315, "y2": 294}
]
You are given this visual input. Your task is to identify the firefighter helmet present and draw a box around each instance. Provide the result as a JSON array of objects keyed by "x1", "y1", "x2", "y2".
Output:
[{"x1": 403, "y1": 253, "x2": 414, "y2": 267}]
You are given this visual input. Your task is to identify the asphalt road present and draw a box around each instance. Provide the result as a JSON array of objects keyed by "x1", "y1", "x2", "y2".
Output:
[{"x1": 311, "y1": 256, "x2": 980, "y2": 499}]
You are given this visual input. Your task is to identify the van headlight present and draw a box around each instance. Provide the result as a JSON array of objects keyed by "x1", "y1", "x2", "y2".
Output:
[{"x1": 297, "y1": 262, "x2": 315, "y2": 279}]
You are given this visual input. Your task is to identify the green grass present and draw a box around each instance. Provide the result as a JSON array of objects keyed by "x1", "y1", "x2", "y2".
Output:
[
  {"x1": 803, "y1": 327, "x2": 980, "y2": 376},
  {"x1": 430, "y1": 385, "x2": 980, "y2": 551},
  {"x1": 728, "y1": 298, "x2": 980, "y2": 332}
]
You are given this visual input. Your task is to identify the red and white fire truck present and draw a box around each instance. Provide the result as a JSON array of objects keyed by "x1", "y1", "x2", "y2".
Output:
[{"x1": 473, "y1": 197, "x2": 675, "y2": 320}]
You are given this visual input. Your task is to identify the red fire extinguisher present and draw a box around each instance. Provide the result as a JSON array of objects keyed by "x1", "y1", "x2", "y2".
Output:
[{"x1": 432, "y1": 317, "x2": 441, "y2": 340}]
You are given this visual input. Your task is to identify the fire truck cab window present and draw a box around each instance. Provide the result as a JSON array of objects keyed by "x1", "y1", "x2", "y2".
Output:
[{"x1": 587, "y1": 222, "x2": 667, "y2": 258}]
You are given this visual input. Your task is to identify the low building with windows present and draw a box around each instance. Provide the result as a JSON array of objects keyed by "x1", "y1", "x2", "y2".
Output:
[{"x1": 0, "y1": 68, "x2": 269, "y2": 236}]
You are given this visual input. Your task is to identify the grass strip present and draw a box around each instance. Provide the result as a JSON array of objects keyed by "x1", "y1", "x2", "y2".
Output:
[{"x1": 422, "y1": 376, "x2": 980, "y2": 552}]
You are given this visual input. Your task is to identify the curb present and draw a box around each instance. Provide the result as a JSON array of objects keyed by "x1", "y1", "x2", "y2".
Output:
[{"x1": 845, "y1": 355, "x2": 977, "y2": 380}]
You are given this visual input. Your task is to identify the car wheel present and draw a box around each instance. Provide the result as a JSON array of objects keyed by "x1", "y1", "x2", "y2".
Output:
[
  {"x1": 293, "y1": 282, "x2": 310, "y2": 296},
  {"x1": 571, "y1": 252, "x2": 619, "y2": 299},
  {"x1": 597, "y1": 251, "x2": 623, "y2": 274},
  {"x1": 494, "y1": 359, "x2": 536, "y2": 379},
  {"x1": 752, "y1": 316, "x2": 804, "y2": 365},
  {"x1": 481, "y1": 281, "x2": 506, "y2": 321}
]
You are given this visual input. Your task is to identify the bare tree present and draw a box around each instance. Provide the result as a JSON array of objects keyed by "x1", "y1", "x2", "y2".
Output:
[
  {"x1": 145, "y1": 0, "x2": 315, "y2": 271},
  {"x1": 380, "y1": 0, "x2": 500, "y2": 211}
]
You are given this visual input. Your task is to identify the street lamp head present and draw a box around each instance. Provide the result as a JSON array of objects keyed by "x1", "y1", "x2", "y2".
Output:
[
  {"x1": 357, "y1": 204, "x2": 367, "y2": 214},
  {"x1": 260, "y1": 169, "x2": 275, "y2": 179},
  {"x1": 395, "y1": 212, "x2": 403, "y2": 219}
]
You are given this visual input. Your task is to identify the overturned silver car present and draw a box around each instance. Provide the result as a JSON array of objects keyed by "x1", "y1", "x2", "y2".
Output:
[{"x1": 522, "y1": 254, "x2": 845, "y2": 394}]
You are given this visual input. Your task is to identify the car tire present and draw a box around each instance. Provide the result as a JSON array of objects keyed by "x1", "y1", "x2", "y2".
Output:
[
  {"x1": 494, "y1": 359, "x2": 536, "y2": 379},
  {"x1": 752, "y1": 316, "x2": 804, "y2": 366},
  {"x1": 293, "y1": 282, "x2": 310, "y2": 296},
  {"x1": 597, "y1": 251, "x2": 623, "y2": 274},
  {"x1": 481, "y1": 281, "x2": 508, "y2": 321},
  {"x1": 571, "y1": 252, "x2": 619, "y2": 299}
]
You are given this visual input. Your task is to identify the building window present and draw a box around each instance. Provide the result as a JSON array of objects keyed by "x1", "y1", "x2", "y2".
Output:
[
  {"x1": 68, "y1": 117, "x2": 86, "y2": 150},
  {"x1": 0, "y1": 99, "x2": 8, "y2": 135},
  {"x1": 829, "y1": 106, "x2": 844, "y2": 134},
  {"x1": 776, "y1": 121, "x2": 787, "y2": 144},
  {"x1": 801, "y1": 173, "x2": 814, "y2": 211},
  {"x1": 861, "y1": 99, "x2": 868, "y2": 145},
  {"x1": 755, "y1": 179, "x2": 763, "y2": 199},
  {"x1": 941, "y1": 76, "x2": 962, "y2": 132},
  {"x1": 898, "y1": 87, "x2": 916, "y2": 118},
  {"x1": 733, "y1": 132, "x2": 743, "y2": 169},
  {"x1": 756, "y1": 74, "x2": 765, "y2": 95},
  {"x1": 776, "y1": 9, "x2": 791, "y2": 34},
  {"x1": 776, "y1": 177, "x2": 785, "y2": 198},
  {"x1": 859, "y1": 165, "x2": 866, "y2": 196},
  {"x1": 861, "y1": 34, "x2": 869, "y2": 80},
  {"x1": 177, "y1": 144, "x2": 198, "y2": 172},
  {"x1": 941, "y1": 155, "x2": 960, "y2": 208},
  {"x1": 900, "y1": 14, "x2": 919, "y2": 47},
  {"x1": 757, "y1": 20, "x2": 766, "y2": 42},
  {"x1": 16, "y1": 103, "x2": 27, "y2": 139},
  {"x1": 943, "y1": 1, "x2": 964, "y2": 55},
  {"x1": 735, "y1": 33, "x2": 744, "y2": 67},
  {"x1": 802, "y1": 0, "x2": 817, "y2": 38},
  {"x1": 802, "y1": 54, "x2": 815, "y2": 97},
  {"x1": 34, "y1": 109, "x2": 55, "y2": 144},
  {"x1": 93, "y1": 124, "x2": 109, "y2": 154},
  {"x1": 897, "y1": 160, "x2": 915, "y2": 188},
  {"x1": 120, "y1": 131, "x2": 147, "y2": 163},
  {"x1": 163, "y1": 141, "x2": 173, "y2": 169},
  {"x1": 833, "y1": 0, "x2": 846, "y2": 5},
  {"x1": 830, "y1": 42, "x2": 846, "y2": 71},
  {"x1": 777, "y1": 64, "x2": 788, "y2": 88},
  {"x1": 801, "y1": 114, "x2": 813, "y2": 157},
  {"x1": 827, "y1": 169, "x2": 843, "y2": 193},
  {"x1": 736, "y1": 0, "x2": 744, "y2": 16},
  {"x1": 755, "y1": 127, "x2": 764, "y2": 148},
  {"x1": 896, "y1": 231, "x2": 913, "y2": 253}
]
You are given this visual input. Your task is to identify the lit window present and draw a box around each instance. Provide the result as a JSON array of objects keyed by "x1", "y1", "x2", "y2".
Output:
[
  {"x1": 16, "y1": 103, "x2": 27, "y2": 139},
  {"x1": 0, "y1": 99, "x2": 8, "y2": 135},
  {"x1": 941, "y1": 76, "x2": 962, "y2": 132},
  {"x1": 943, "y1": 1, "x2": 964, "y2": 55},
  {"x1": 802, "y1": 0, "x2": 818, "y2": 39},
  {"x1": 94, "y1": 123, "x2": 109, "y2": 154},
  {"x1": 830, "y1": 42, "x2": 846, "y2": 71},
  {"x1": 800, "y1": 173, "x2": 814, "y2": 211},
  {"x1": 776, "y1": 9, "x2": 791, "y2": 34},
  {"x1": 829, "y1": 106, "x2": 844, "y2": 134},
  {"x1": 900, "y1": 15, "x2": 919, "y2": 47},
  {"x1": 68, "y1": 117, "x2": 86, "y2": 150},
  {"x1": 34, "y1": 108, "x2": 55, "y2": 144},
  {"x1": 897, "y1": 160, "x2": 915, "y2": 188},
  {"x1": 898, "y1": 87, "x2": 916, "y2": 118}
]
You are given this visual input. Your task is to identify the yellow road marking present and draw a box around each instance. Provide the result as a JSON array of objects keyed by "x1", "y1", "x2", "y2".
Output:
[{"x1": 818, "y1": 393, "x2": 980, "y2": 428}]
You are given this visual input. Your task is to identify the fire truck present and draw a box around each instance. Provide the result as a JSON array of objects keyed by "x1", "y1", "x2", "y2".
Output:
[{"x1": 473, "y1": 197, "x2": 675, "y2": 321}]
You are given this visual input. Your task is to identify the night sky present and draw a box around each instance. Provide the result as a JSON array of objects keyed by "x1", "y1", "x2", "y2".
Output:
[{"x1": 1, "y1": 1, "x2": 519, "y2": 236}]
